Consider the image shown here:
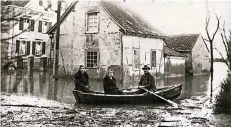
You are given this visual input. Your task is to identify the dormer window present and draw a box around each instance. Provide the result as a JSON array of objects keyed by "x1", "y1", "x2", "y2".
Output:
[{"x1": 86, "y1": 12, "x2": 99, "y2": 33}]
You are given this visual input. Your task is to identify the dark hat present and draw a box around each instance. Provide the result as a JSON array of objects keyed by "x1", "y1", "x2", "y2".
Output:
[
  {"x1": 79, "y1": 65, "x2": 85, "y2": 69},
  {"x1": 142, "y1": 65, "x2": 150, "y2": 70},
  {"x1": 108, "y1": 69, "x2": 114, "y2": 72}
]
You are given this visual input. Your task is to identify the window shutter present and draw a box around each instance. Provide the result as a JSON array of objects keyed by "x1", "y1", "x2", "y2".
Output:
[
  {"x1": 26, "y1": 41, "x2": 30, "y2": 55},
  {"x1": 19, "y1": 18, "x2": 24, "y2": 30},
  {"x1": 151, "y1": 51, "x2": 156, "y2": 67},
  {"x1": 47, "y1": 22, "x2": 52, "y2": 32},
  {"x1": 16, "y1": 40, "x2": 20, "y2": 53},
  {"x1": 32, "y1": 41, "x2": 36, "y2": 55},
  {"x1": 38, "y1": 20, "x2": 42, "y2": 32},
  {"x1": 42, "y1": 42, "x2": 45, "y2": 54},
  {"x1": 31, "y1": 20, "x2": 34, "y2": 31}
]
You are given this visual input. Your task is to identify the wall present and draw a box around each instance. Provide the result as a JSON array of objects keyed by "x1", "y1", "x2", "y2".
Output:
[
  {"x1": 164, "y1": 56, "x2": 185, "y2": 77},
  {"x1": 192, "y1": 35, "x2": 210, "y2": 73},
  {"x1": 56, "y1": 1, "x2": 122, "y2": 81},
  {"x1": 122, "y1": 35, "x2": 164, "y2": 82}
]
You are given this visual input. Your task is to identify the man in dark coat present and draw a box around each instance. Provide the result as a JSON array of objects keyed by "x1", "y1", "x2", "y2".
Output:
[
  {"x1": 137, "y1": 65, "x2": 156, "y2": 94},
  {"x1": 74, "y1": 65, "x2": 93, "y2": 93},
  {"x1": 103, "y1": 69, "x2": 123, "y2": 95}
]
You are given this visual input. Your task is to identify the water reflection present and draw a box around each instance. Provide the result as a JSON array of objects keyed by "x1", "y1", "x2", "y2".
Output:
[{"x1": 1, "y1": 63, "x2": 226, "y2": 104}]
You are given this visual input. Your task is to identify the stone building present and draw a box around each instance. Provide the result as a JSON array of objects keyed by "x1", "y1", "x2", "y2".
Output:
[
  {"x1": 165, "y1": 34, "x2": 210, "y2": 75},
  {"x1": 48, "y1": 0, "x2": 179, "y2": 83}
]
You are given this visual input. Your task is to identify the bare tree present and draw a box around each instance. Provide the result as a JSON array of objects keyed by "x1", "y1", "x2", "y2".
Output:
[
  {"x1": 215, "y1": 22, "x2": 231, "y2": 71},
  {"x1": 202, "y1": 5, "x2": 220, "y2": 98}
]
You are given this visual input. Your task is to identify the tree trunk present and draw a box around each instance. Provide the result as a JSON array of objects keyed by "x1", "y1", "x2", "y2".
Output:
[{"x1": 210, "y1": 42, "x2": 214, "y2": 99}]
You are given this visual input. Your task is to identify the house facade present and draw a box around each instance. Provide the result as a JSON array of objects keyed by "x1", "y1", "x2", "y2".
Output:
[
  {"x1": 1, "y1": 0, "x2": 56, "y2": 68},
  {"x1": 163, "y1": 46, "x2": 186, "y2": 77},
  {"x1": 48, "y1": 0, "x2": 178, "y2": 83},
  {"x1": 165, "y1": 34, "x2": 210, "y2": 75}
]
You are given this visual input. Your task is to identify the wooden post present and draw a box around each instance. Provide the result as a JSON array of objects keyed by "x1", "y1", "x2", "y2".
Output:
[
  {"x1": 27, "y1": 55, "x2": 34, "y2": 71},
  {"x1": 53, "y1": 1, "x2": 61, "y2": 80},
  {"x1": 49, "y1": 34, "x2": 54, "y2": 67},
  {"x1": 120, "y1": 34, "x2": 124, "y2": 84}
]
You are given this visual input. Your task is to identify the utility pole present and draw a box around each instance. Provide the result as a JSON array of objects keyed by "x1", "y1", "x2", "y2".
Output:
[{"x1": 53, "y1": 0, "x2": 61, "y2": 80}]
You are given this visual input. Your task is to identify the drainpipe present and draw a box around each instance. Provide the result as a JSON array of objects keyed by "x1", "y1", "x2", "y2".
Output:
[{"x1": 120, "y1": 33, "x2": 124, "y2": 84}]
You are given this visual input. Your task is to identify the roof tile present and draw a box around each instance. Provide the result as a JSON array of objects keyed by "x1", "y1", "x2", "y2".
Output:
[{"x1": 165, "y1": 34, "x2": 200, "y2": 51}]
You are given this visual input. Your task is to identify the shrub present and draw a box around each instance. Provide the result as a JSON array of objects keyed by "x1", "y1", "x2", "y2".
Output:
[{"x1": 215, "y1": 73, "x2": 231, "y2": 114}]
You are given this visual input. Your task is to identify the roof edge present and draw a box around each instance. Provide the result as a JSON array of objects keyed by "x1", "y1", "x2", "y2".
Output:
[
  {"x1": 47, "y1": 1, "x2": 78, "y2": 34},
  {"x1": 99, "y1": 1, "x2": 126, "y2": 32}
]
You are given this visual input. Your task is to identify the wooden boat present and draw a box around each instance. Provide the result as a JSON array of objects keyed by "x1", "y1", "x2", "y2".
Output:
[{"x1": 72, "y1": 84, "x2": 182, "y2": 104}]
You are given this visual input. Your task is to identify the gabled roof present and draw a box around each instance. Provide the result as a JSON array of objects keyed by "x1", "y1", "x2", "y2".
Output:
[
  {"x1": 164, "y1": 34, "x2": 200, "y2": 52},
  {"x1": 47, "y1": 1, "x2": 78, "y2": 34},
  {"x1": 47, "y1": 0, "x2": 164, "y2": 38},
  {"x1": 1, "y1": 0, "x2": 30, "y2": 7},
  {"x1": 99, "y1": 1, "x2": 164, "y2": 37},
  {"x1": 164, "y1": 46, "x2": 186, "y2": 57}
]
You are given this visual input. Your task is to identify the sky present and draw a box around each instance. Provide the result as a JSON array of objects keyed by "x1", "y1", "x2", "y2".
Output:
[{"x1": 121, "y1": 0, "x2": 231, "y2": 58}]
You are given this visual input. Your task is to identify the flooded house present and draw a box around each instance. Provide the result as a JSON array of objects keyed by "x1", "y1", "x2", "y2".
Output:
[
  {"x1": 165, "y1": 34, "x2": 210, "y2": 75},
  {"x1": 163, "y1": 46, "x2": 186, "y2": 77},
  {"x1": 47, "y1": 0, "x2": 186, "y2": 83},
  {"x1": 1, "y1": 0, "x2": 56, "y2": 69}
]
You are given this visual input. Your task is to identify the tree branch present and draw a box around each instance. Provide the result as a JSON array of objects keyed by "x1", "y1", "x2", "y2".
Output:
[
  {"x1": 211, "y1": 14, "x2": 220, "y2": 42},
  {"x1": 215, "y1": 47, "x2": 230, "y2": 70},
  {"x1": 205, "y1": 11, "x2": 212, "y2": 42},
  {"x1": 202, "y1": 36, "x2": 210, "y2": 52},
  {"x1": 222, "y1": 22, "x2": 229, "y2": 46}
]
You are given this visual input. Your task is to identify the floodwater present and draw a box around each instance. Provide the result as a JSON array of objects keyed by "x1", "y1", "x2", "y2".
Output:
[
  {"x1": 1, "y1": 63, "x2": 224, "y2": 104},
  {"x1": 1, "y1": 62, "x2": 231, "y2": 126}
]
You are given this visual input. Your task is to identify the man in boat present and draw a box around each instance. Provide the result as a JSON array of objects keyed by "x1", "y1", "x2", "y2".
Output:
[
  {"x1": 74, "y1": 65, "x2": 94, "y2": 93},
  {"x1": 103, "y1": 69, "x2": 123, "y2": 95},
  {"x1": 137, "y1": 65, "x2": 156, "y2": 94}
]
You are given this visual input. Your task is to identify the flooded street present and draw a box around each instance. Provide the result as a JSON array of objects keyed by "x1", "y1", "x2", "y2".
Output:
[{"x1": 1, "y1": 62, "x2": 231, "y2": 126}]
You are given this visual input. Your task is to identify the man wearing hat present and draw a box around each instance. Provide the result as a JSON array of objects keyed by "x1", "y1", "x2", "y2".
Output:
[
  {"x1": 137, "y1": 65, "x2": 156, "y2": 93},
  {"x1": 74, "y1": 65, "x2": 94, "y2": 93},
  {"x1": 103, "y1": 69, "x2": 123, "y2": 95}
]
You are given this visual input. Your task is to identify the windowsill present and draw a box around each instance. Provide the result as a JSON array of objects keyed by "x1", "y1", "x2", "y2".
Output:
[
  {"x1": 151, "y1": 66, "x2": 156, "y2": 70},
  {"x1": 85, "y1": 31, "x2": 99, "y2": 34},
  {"x1": 18, "y1": 54, "x2": 27, "y2": 56},
  {"x1": 86, "y1": 67, "x2": 99, "y2": 69}
]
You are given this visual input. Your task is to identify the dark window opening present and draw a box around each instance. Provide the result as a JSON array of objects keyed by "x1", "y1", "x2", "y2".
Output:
[{"x1": 86, "y1": 51, "x2": 98, "y2": 68}]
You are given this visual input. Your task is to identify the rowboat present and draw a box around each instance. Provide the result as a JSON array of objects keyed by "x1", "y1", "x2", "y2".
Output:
[{"x1": 72, "y1": 83, "x2": 182, "y2": 104}]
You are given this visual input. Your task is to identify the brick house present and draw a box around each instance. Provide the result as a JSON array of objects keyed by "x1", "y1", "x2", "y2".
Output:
[
  {"x1": 48, "y1": 0, "x2": 185, "y2": 83},
  {"x1": 165, "y1": 34, "x2": 210, "y2": 75}
]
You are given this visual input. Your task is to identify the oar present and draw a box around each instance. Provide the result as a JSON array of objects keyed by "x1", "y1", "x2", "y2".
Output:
[{"x1": 140, "y1": 88, "x2": 179, "y2": 108}]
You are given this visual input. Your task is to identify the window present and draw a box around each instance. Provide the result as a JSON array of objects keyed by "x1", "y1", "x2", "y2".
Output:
[
  {"x1": 86, "y1": 51, "x2": 99, "y2": 68},
  {"x1": 32, "y1": 41, "x2": 46, "y2": 56},
  {"x1": 151, "y1": 50, "x2": 156, "y2": 67},
  {"x1": 133, "y1": 49, "x2": 140, "y2": 70},
  {"x1": 16, "y1": 40, "x2": 30, "y2": 56},
  {"x1": 86, "y1": 13, "x2": 98, "y2": 33},
  {"x1": 42, "y1": 21, "x2": 48, "y2": 33},
  {"x1": 38, "y1": 20, "x2": 52, "y2": 33},
  {"x1": 39, "y1": 0, "x2": 43, "y2": 6},
  {"x1": 19, "y1": 18, "x2": 34, "y2": 31},
  {"x1": 48, "y1": 0, "x2": 52, "y2": 7}
]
